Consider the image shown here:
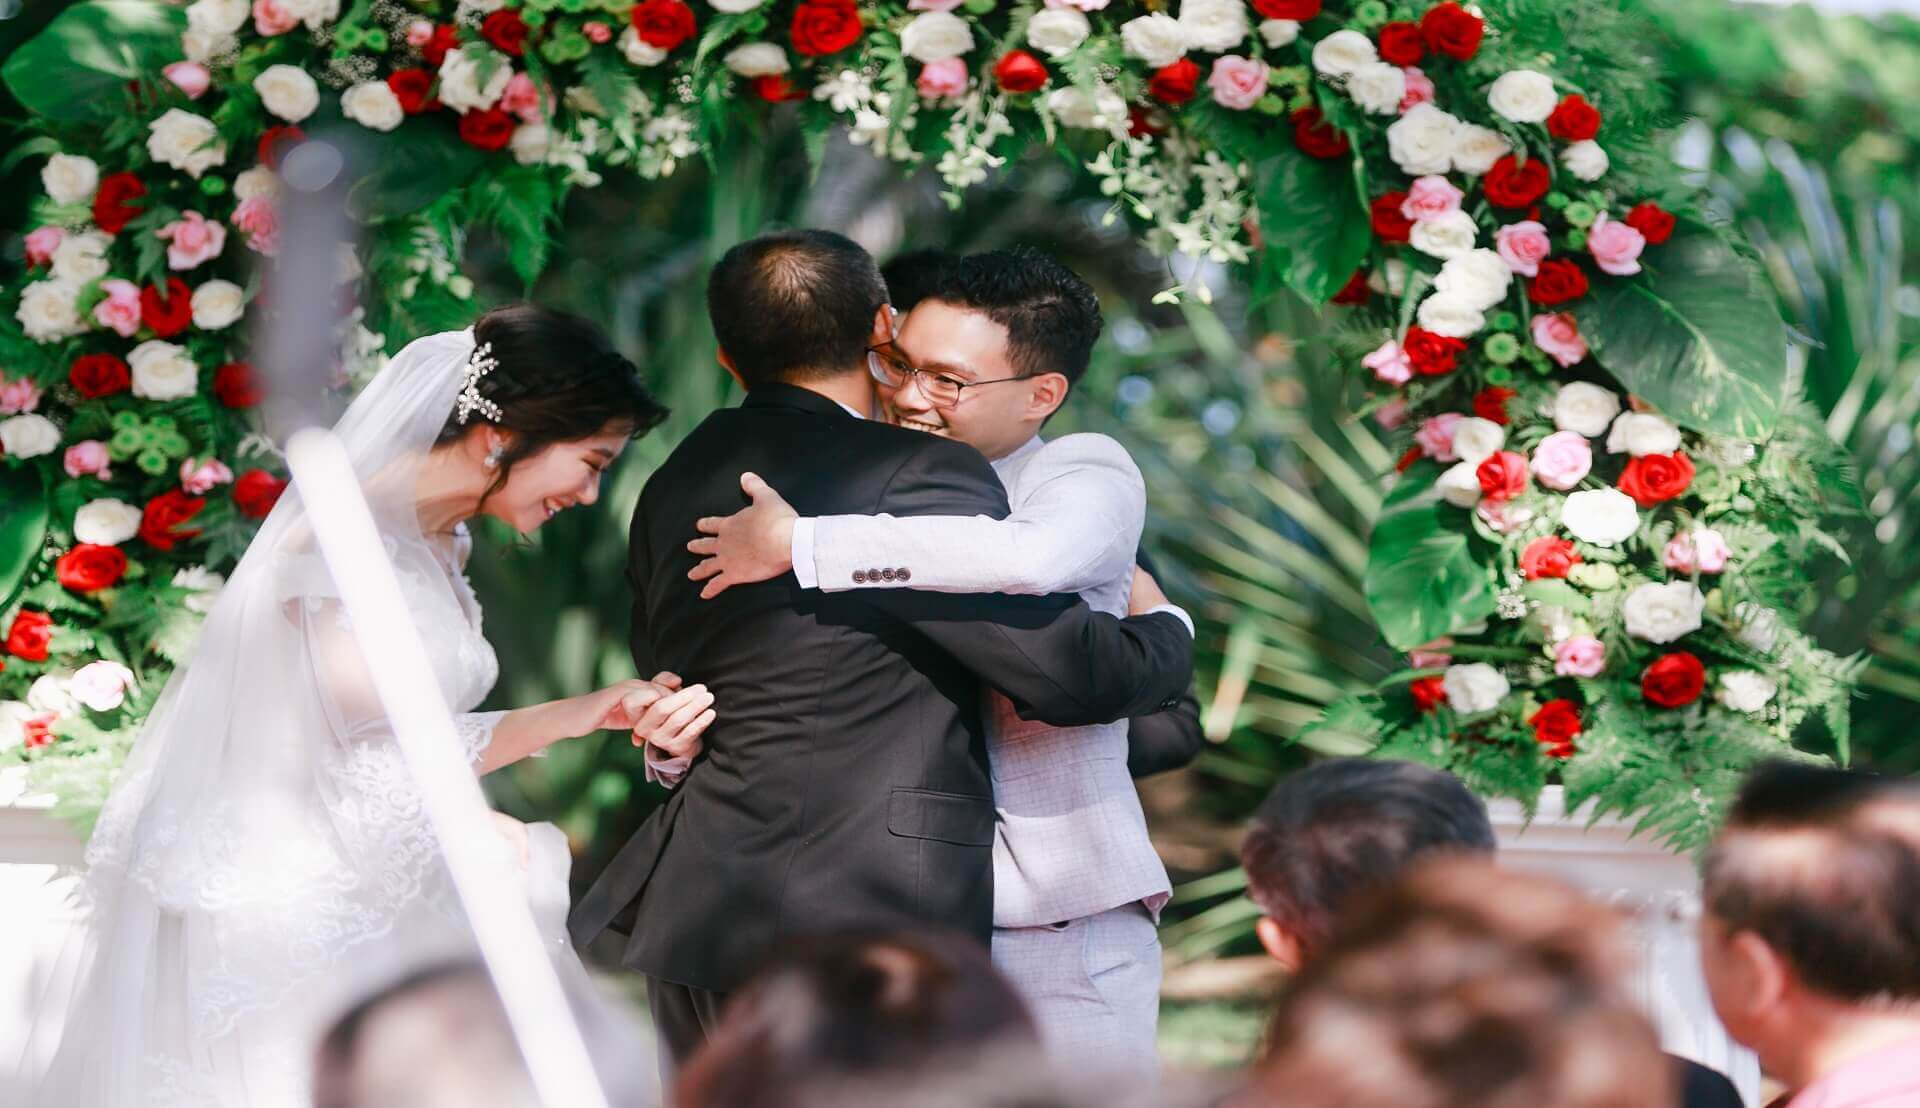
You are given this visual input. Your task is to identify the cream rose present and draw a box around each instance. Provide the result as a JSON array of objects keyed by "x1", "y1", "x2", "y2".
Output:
[
  {"x1": 1120, "y1": 13, "x2": 1189, "y2": 67},
  {"x1": 42, "y1": 154, "x2": 100, "y2": 205},
  {"x1": 74, "y1": 499, "x2": 142, "y2": 546},
  {"x1": 1257, "y1": 18, "x2": 1298, "y2": 47},
  {"x1": 1387, "y1": 103, "x2": 1460, "y2": 176},
  {"x1": 1311, "y1": 29, "x2": 1376, "y2": 77},
  {"x1": 723, "y1": 43, "x2": 792, "y2": 77},
  {"x1": 148, "y1": 109, "x2": 227, "y2": 178},
  {"x1": 620, "y1": 27, "x2": 669, "y2": 66},
  {"x1": 1561, "y1": 139, "x2": 1610, "y2": 182},
  {"x1": 1046, "y1": 84, "x2": 1128, "y2": 132},
  {"x1": 901, "y1": 11, "x2": 975, "y2": 62},
  {"x1": 0, "y1": 414, "x2": 59, "y2": 459},
  {"x1": 1432, "y1": 248, "x2": 1513, "y2": 311},
  {"x1": 1347, "y1": 62, "x2": 1406, "y2": 116},
  {"x1": 254, "y1": 64, "x2": 319, "y2": 123},
  {"x1": 1409, "y1": 209, "x2": 1477, "y2": 259},
  {"x1": 0, "y1": 702, "x2": 35, "y2": 752},
  {"x1": 438, "y1": 47, "x2": 514, "y2": 112},
  {"x1": 181, "y1": 27, "x2": 236, "y2": 63},
  {"x1": 709, "y1": 0, "x2": 767, "y2": 10},
  {"x1": 342, "y1": 81, "x2": 405, "y2": 132},
  {"x1": 1606, "y1": 411, "x2": 1682, "y2": 456},
  {"x1": 281, "y1": 0, "x2": 341, "y2": 29},
  {"x1": 1732, "y1": 602, "x2": 1782, "y2": 655},
  {"x1": 1622, "y1": 580, "x2": 1706, "y2": 644},
  {"x1": 188, "y1": 0, "x2": 249, "y2": 34},
  {"x1": 1178, "y1": 0, "x2": 1248, "y2": 53},
  {"x1": 1487, "y1": 69, "x2": 1557, "y2": 123},
  {"x1": 1436, "y1": 461, "x2": 1483, "y2": 509},
  {"x1": 70, "y1": 660, "x2": 137, "y2": 713},
  {"x1": 1450, "y1": 416, "x2": 1506, "y2": 466},
  {"x1": 1415, "y1": 294, "x2": 1485, "y2": 339},
  {"x1": 1027, "y1": 8, "x2": 1091, "y2": 57},
  {"x1": 27, "y1": 674, "x2": 74, "y2": 717},
  {"x1": 129, "y1": 340, "x2": 199, "y2": 401},
  {"x1": 1560, "y1": 487, "x2": 1639, "y2": 546},
  {"x1": 509, "y1": 122, "x2": 551, "y2": 166},
  {"x1": 1449, "y1": 123, "x2": 1511, "y2": 176},
  {"x1": 50, "y1": 231, "x2": 112, "y2": 284},
  {"x1": 1715, "y1": 671, "x2": 1776, "y2": 714},
  {"x1": 1442, "y1": 662, "x2": 1510, "y2": 714},
  {"x1": 173, "y1": 566, "x2": 227, "y2": 614},
  {"x1": 17, "y1": 279, "x2": 85, "y2": 343},
  {"x1": 1553, "y1": 382, "x2": 1620, "y2": 437},
  {"x1": 233, "y1": 166, "x2": 281, "y2": 202}
]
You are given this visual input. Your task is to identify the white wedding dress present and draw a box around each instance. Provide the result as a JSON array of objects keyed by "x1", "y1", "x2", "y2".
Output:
[{"x1": 22, "y1": 331, "x2": 581, "y2": 1107}]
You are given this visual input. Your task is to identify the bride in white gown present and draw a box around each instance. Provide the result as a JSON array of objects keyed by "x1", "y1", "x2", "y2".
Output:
[{"x1": 25, "y1": 306, "x2": 708, "y2": 1107}]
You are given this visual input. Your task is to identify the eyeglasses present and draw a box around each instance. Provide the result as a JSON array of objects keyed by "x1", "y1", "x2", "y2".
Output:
[{"x1": 865, "y1": 345, "x2": 1028, "y2": 411}]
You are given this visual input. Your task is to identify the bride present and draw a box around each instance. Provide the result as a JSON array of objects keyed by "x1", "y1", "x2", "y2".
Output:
[{"x1": 26, "y1": 305, "x2": 711, "y2": 1106}]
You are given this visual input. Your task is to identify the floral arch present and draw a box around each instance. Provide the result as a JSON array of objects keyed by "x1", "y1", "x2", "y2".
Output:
[{"x1": 0, "y1": 0, "x2": 1855, "y2": 844}]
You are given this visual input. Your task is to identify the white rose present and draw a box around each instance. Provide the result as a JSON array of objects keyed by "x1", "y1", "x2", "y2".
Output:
[
  {"x1": 1027, "y1": 8, "x2": 1091, "y2": 58},
  {"x1": 1346, "y1": 62, "x2": 1406, "y2": 115},
  {"x1": 27, "y1": 674, "x2": 74, "y2": 717},
  {"x1": 190, "y1": 279, "x2": 245, "y2": 330},
  {"x1": 1311, "y1": 29, "x2": 1376, "y2": 77},
  {"x1": 181, "y1": 27, "x2": 236, "y2": 63},
  {"x1": 128, "y1": 340, "x2": 199, "y2": 401},
  {"x1": 1415, "y1": 294, "x2": 1485, "y2": 339},
  {"x1": 42, "y1": 154, "x2": 100, "y2": 205},
  {"x1": 1387, "y1": 103, "x2": 1460, "y2": 176},
  {"x1": 1561, "y1": 139, "x2": 1610, "y2": 182},
  {"x1": 1442, "y1": 663, "x2": 1510, "y2": 714},
  {"x1": 1409, "y1": 209, "x2": 1477, "y2": 259},
  {"x1": 723, "y1": 43, "x2": 792, "y2": 77},
  {"x1": 173, "y1": 566, "x2": 227, "y2": 614},
  {"x1": 51, "y1": 231, "x2": 112, "y2": 284},
  {"x1": 70, "y1": 660, "x2": 137, "y2": 714},
  {"x1": 16, "y1": 279, "x2": 85, "y2": 343},
  {"x1": 234, "y1": 166, "x2": 281, "y2": 202},
  {"x1": 342, "y1": 81, "x2": 405, "y2": 132},
  {"x1": 619, "y1": 27, "x2": 669, "y2": 67},
  {"x1": 1553, "y1": 382, "x2": 1620, "y2": 437},
  {"x1": 1531, "y1": 604, "x2": 1577, "y2": 644},
  {"x1": 1436, "y1": 461, "x2": 1483, "y2": 508},
  {"x1": 1606, "y1": 411, "x2": 1682, "y2": 457},
  {"x1": 709, "y1": 0, "x2": 766, "y2": 11},
  {"x1": 0, "y1": 414, "x2": 60, "y2": 459},
  {"x1": 147, "y1": 109, "x2": 227, "y2": 178},
  {"x1": 438, "y1": 46, "x2": 514, "y2": 113},
  {"x1": 74, "y1": 499, "x2": 143, "y2": 546},
  {"x1": 458, "y1": 0, "x2": 506, "y2": 15},
  {"x1": 1178, "y1": 0, "x2": 1248, "y2": 52},
  {"x1": 509, "y1": 122, "x2": 551, "y2": 166},
  {"x1": 1433, "y1": 248, "x2": 1513, "y2": 311},
  {"x1": 1257, "y1": 19, "x2": 1298, "y2": 47},
  {"x1": 1045, "y1": 84, "x2": 1128, "y2": 132},
  {"x1": 1732, "y1": 602, "x2": 1782, "y2": 655},
  {"x1": 1560, "y1": 487, "x2": 1639, "y2": 547},
  {"x1": 1487, "y1": 69, "x2": 1557, "y2": 123},
  {"x1": 1622, "y1": 581, "x2": 1706, "y2": 644},
  {"x1": 186, "y1": 0, "x2": 248, "y2": 35},
  {"x1": 255, "y1": 65, "x2": 320, "y2": 123},
  {"x1": 1451, "y1": 416, "x2": 1506, "y2": 466},
  {"x1": 281, "y1": 0, "x2": 339, "y2": 29},
  {"x1": 1715, "y1": 671, "x2": 1776, "y2": 715},
  {"x1": 1120, "y1": 14, "x2": 1189, "y2": 68},
  {"x1": 900, "y1": 12, "x2": 975, "y2": 62},
  {"x1": 0, "y1": 702, "x2": 32, "y2": 753},
  {"x1": 1450, "y1": 123, "x2": 1511, "y2": 176}
]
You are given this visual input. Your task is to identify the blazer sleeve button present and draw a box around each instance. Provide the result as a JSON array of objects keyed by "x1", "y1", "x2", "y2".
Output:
[
  {"x1": 852, "y1": 570, "x2": 868, "y2": 584},
  {"x1": 897, "y1": 568, "x2": 911, "y2": 582},
  {"x1": 880, "y1": 568, "x2": 896, "y2": 582}
]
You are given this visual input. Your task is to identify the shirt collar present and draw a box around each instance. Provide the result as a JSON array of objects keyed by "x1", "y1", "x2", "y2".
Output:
[{"x1": 990, "y1": 435, "x2": 1044, "y2": 478}]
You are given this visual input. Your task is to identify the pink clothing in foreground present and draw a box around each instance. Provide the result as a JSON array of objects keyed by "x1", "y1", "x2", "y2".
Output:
[{"x1": 1787, "y1": 1035, "x2": 1920, "y2": 1108}]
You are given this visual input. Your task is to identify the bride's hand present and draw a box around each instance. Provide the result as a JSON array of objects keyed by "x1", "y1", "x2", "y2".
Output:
[
  {"x1": 579, "y1": 672, "x2": 716, "y2": 760},
  {"x1": 490, "y1": 811, "x2": 531, "y2": 871}
]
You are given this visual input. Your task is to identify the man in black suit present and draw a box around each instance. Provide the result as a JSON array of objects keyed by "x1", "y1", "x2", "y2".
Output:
[{"x1": 568, "y1": 230, "x2": 1194, "y2": 1066}]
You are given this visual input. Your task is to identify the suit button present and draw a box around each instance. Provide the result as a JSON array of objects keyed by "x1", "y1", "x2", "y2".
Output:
[
  {"x1": 897, "y1": 567, "x2": 911, "y2": 582},
  {"x1": 880, "y1": 568, "x2": 896, "y2": 582},
  {"x1": 852, "y1": 570, "x2": 868, "y2": 584},
  {"x1": 867, "y1": 568, "x2": 882, "y2": 581}
]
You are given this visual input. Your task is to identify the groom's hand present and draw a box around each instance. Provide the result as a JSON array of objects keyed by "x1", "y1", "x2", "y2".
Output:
[
  {"x1": 621, "y1": 671, "x2": 716, "y2": 760},
  {"x1": 687, "y1": 472, "x2": 797, "y2": 600}
]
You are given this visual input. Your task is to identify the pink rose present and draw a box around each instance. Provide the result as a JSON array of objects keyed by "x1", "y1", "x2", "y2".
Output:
[
  {"x1": 1528, "y1": 430, "x2": 1593, "y2": 491},
  {"x1": 907, "y1": 0, "x2": 964, "y2": 10},
  {"x1": 1587, "y1": 213, "x2": 1646, "y2": 277},
  {"x1": 164, "y1": 61, "x2": 212, "y2": 99},
  {"x1": 179, "y1": 457, "x2": 235, "y2": 495},
  {"x1": 584, "y1": 20, "x2": 613, "y2": 43},
  {"x1": 1363, "y1": 339, "x2": 1412, "y2": 386},
  {"x1": 1408, "y1": 639, "x2": 1453, "y2": 669},
  {"x1": 1398, "y1": 67, "x2": 1435, "y2": 113},
  {"x1": 406, "y1": 20, "x2": 434, "y2": 45},
  {"x1": 0, "y1": 375, "x2": 42, "y2": 416},
  {"x1": 1664, "y1": 528, "x2": 1731, "y2": 575},
  {"x1": 1554, "y1": 635, "x2": 1606, "y2": 678},
  {"x1": 1207, "y1": 56, "x2": 1269, "y2": 112},
  {"x1": 157, "y1": 210, "x2": 227, "y2": 271},
  {"x1": 253, "y1": 0, "x2": 298, "y2": 35},
  {"x1": 25, "y1": 226, "x2": 65, "y2": 268},
  {"x1": 1415, "y1": 413, "x2": 1465, "y2": 462},
  {"x1": 1476, "y1": 499, "x2": 1531, "y2": 533},
  {"x1": 233, "y1": 197, "x2": 280, "y2": 256},
  {"x1": 92, "y1": 278, "x2": 144, "y2": 337},
  {"x1": 1530, "y1": 311, "x2": 1587, "y2": 368},
  {"x1": 1373, "y1": 396, "x2": 1409, "y2": 430},
  {"x1": 500, "y1": 73, "x2": 544, "y2": 123},
  {"x1": 1495, "y1": 220, "x2": 1551, "y2": 276},
  {"x1": 65, "y1": 440, "x2": 112, "y2": 480},
  {"x1": 1401, "y1": 176, "x2": 1464, "y2": 223},
  {"x1": 917, "y1": 58, "x2": 970, "y2": 100}
]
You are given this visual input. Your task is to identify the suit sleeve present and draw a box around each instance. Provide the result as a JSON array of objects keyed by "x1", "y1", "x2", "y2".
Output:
[
  {"x1": 856, "y1": 439, "x2": 1192, "y2": 727},
  {"x1": 628, "y1": 497, "x2": 688, "y2": 786},
  {"x1": 1125, "y1": 543, "x2": 1207, "y2": 777}
]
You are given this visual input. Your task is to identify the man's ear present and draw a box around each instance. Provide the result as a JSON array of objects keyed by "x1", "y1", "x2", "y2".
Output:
[
  {"x1": 1255, "y1": 916, "x2": 1304, "y2": 974},
  {"x1": 716, "y1": 346, "x2": 745, "y2": 389},
  {"x1": 1026, "y1": 372, "x2": 1071, "y2": 422},
  {"x1": 869, "y1": 304, "x2": 896, "y2": 349},
  {"x1": 1731, "y1": 929, "x2": 1791, "y2": 1018}
]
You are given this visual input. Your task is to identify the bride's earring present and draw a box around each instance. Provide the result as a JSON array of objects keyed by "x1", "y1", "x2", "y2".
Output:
[{"x1": 484, "y1": 449, "x2": 502, "y2": 470}]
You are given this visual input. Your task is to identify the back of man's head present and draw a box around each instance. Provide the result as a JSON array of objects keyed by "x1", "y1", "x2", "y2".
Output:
[
  {"x1": 708, "y1": 229, "x2": 888, "y2": 389},
  {"x1": 1240, "y1": 759, "x2": 1495, "y2": 962},
  {"x1": 920, "y1": 247, "x2": 1102, "y2": 385},
  {"x1": 1702, "y1": 761, "x2": 1920, "y2": 1003}
]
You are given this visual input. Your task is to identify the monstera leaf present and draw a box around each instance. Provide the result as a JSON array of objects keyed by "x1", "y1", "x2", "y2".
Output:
[
  {"x1": 2, "y1": 0, "x2": 186, "y2": 123},
  {"x1": 0, "y1": 467, "x2": 50, "y2": 614},
  {"x1": 1363, "y1": 463, "x2": 1497, "y2": 652},
  {"x1": 1254, "y1": 150, "x2": 1373, "y2": 305},
  {"x1": 339, "y1": 116, "x2": 488, "y2": 220},
  {"x1": 1573, "y1": 221, "x2": 1787, "y2": 440}
]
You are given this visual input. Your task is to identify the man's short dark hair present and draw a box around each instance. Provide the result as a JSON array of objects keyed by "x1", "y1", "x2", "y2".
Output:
[
  {"x1": 708, "y1": 229, "x2": 889, "y2": 389},
  {"x1": 920, "y1": 247, "x2": 1102, "y2": 385},
  {"x1": 1240, "y1": 759, "x2": 1495, "y2": 956},
  {"x1": 1702, "y1": 761, "x2": 1920, "y2": 1002},
  {"x1": 880, "y1": 249, "x2": 955, "y2": 315}
]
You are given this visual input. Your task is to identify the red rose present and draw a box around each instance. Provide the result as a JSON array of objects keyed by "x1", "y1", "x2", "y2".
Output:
[
  {"x1": 1149, "y1": 58, "x2": 1202, "y2": 105},
  {"x1": 1527, "y1": 259, "x2": 1590, "y2": 305},
  {"x1": 257, "y1": 125, "x2": 306, "y2": 169},
  {"x1": 423, "y1": 24, "x2": 461, "y2": 67},
  {"x1": 1625, "y1": 202, "x2": 1675, "y2": 245},
  {"x1": 91, "y1": 172, "x2": 147, "y2": 234},
  {"x1": 1331, "y1": 270, "x2": 1370, "y2": 306},
  {"x1": 791, "y1": 0, "x2": 862, "y2": 57},
  {"x1": 1419, "y1": 1, "x2": 1484, "y2": 60},
  {"x1": 1410, "y1": 675, "x2": 1448, "y2": 713},
  {"x1": 1520, "y1": 536, "x2": 1580, "y2": 580},
  {"x1": 141, "y1": 278, "x2": 194, "y2": 338},
  {"x1": 5, "y1": 610, "x2": 53, "y2": 662},
  {"x1": 70, "y1": 353, "x2": 132, "y2": 398},
  {"x1": 1473, "y1": 386, "x2": 1516, "y2": 425},
  {"x1": 214, "y1": 362, "x2": 262, "y2": 408},
  {"x1": 1642, "y1": 651, "x2": 1706, "y2": 709},
  {"x1": 140, "y1": 490, "x2": 206, "y2": 552},
  {"x1": 234, "y1": 469, "x2": 289, "y2": 518},
  {"x1": 1395, "y1": 445, "x2": 1424, "y2": 474},
  {"x1": 1617, "y1": 451, "x2": 1695, "y2": 507},
  {"x1": 1547, "y1": 94, "x2": 1601, "y2": 142},
  {"x1": 993, "y1": 50, "x2": 1049, "y2": 93},
  {"x1": 1251, "y1": 0, "x2": 1320, "y2": 17},
  {"x1": 1370, "y1": 191, "x2": 1413, "y2": 242},
  {"x1": 752, "y1": 74, "x2": 805, "y2": 102},
  {"x1": 1291, "y1": 107, "x2": 1350, "y2": 159},
  {"x1": 1483, "y1": 155, "x2": 1551, "y2": 208},
  {"x1": 56, "y1": 545, "x2": 128, "y2": 594},
  {"x1": 1475, "y1": 450, "x2": 1529, "y2": 501},
  {"x1": 1378, "y1": 21, "x2": 1424, "y2": 65},
  {"x1": 458, "y1": 107, "x2": 516, "y2": 152},
  {"x1": 1529, "y1": 699, "x2": 1581, "y2": 759},
  {"x1": 388, "y1": 68, "x2": 437, "y2": 114},
  {"x1": 1128, "y1": 105, "x2": 1167, "y2": 138},
  {"x1": 631, "y1": 0, "x2": 696, "y2": 49},
  {"x1": 23, "y1": 716, "x2": 56, "y2": 749},
  {"x1": 481, "y1": 9, "x2": 529, "y2": 55},
  {"x1": 1404, "y1": 326, "x2": 1466, "y2": 376}
]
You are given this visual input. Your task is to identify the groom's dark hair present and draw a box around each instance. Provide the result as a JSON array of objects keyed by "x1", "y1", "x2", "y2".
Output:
[
  {"x1": 923, "y1": 247, "x2": 1103, "y2": 385},
  {"x1": 709, "y1": 229, "x2": 889, "y2": 388}
]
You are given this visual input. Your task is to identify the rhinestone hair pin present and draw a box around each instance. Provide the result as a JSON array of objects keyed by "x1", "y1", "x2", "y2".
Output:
[{"x1": 455, "y1": 341, "x2": 503, "y2": 425}]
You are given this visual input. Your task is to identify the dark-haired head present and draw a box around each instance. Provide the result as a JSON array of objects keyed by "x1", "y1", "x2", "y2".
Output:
[
  {"x1": 708, "y1": 230, "x2": 891, "y2": 390},
  {"x1": 880, "y1": 249, "x2": 956, "y2": 315},
  {"x1": 433, "y1": 303, "x2": 667, "y2": 534}
]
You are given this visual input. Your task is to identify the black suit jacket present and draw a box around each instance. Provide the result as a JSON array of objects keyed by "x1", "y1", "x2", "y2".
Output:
[{"x1": 569, "y1": 384, "x2": 1194, "y2": 992}]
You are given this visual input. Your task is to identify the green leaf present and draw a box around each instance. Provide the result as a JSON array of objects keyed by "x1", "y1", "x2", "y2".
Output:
[
  {"x1": 1363, "y1": 463, "x2": 1498, "y2": 651},
  {"x1": 1252, "y1": 149, "x2": 1371, "y2": 305},
  {"x1": 1, "y1": 0, "x2": 186, "y2": 123},
  {"x1": 1521, "y1": 578, "x2": 1591, "y2": 614},
  {"x1": 1572, "y1": 220, "x2": 1786, "y2": 440},
  {"x1": 0, "y1": 466, "x2": 50, "y2": 614},
  {"x1": 1296, "y1": 692, "x2": 1390, "y2": 756},
  {"x1": 340, "y1": 116, "x2": 487, "y2": 220}
]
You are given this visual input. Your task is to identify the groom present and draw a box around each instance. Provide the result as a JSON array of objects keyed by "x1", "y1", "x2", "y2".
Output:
[{"x1": 569, "y1": 230, "x2": 1195, "y2": 1065}]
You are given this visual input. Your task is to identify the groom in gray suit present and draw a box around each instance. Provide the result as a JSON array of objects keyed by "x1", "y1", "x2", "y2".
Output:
[{"x1": 687, "y1": 248, "x2": 1181, "y2": 1076}]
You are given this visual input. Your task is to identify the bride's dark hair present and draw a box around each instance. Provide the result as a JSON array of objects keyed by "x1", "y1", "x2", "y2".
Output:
[{"x1": 436, "y1": 303, "x2": 668, "y2": 507}]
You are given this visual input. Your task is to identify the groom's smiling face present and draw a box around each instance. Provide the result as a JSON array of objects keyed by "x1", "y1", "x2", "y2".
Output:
[{"x1": 880, "y1": 300, "x2": 1053, "y2": 462}]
